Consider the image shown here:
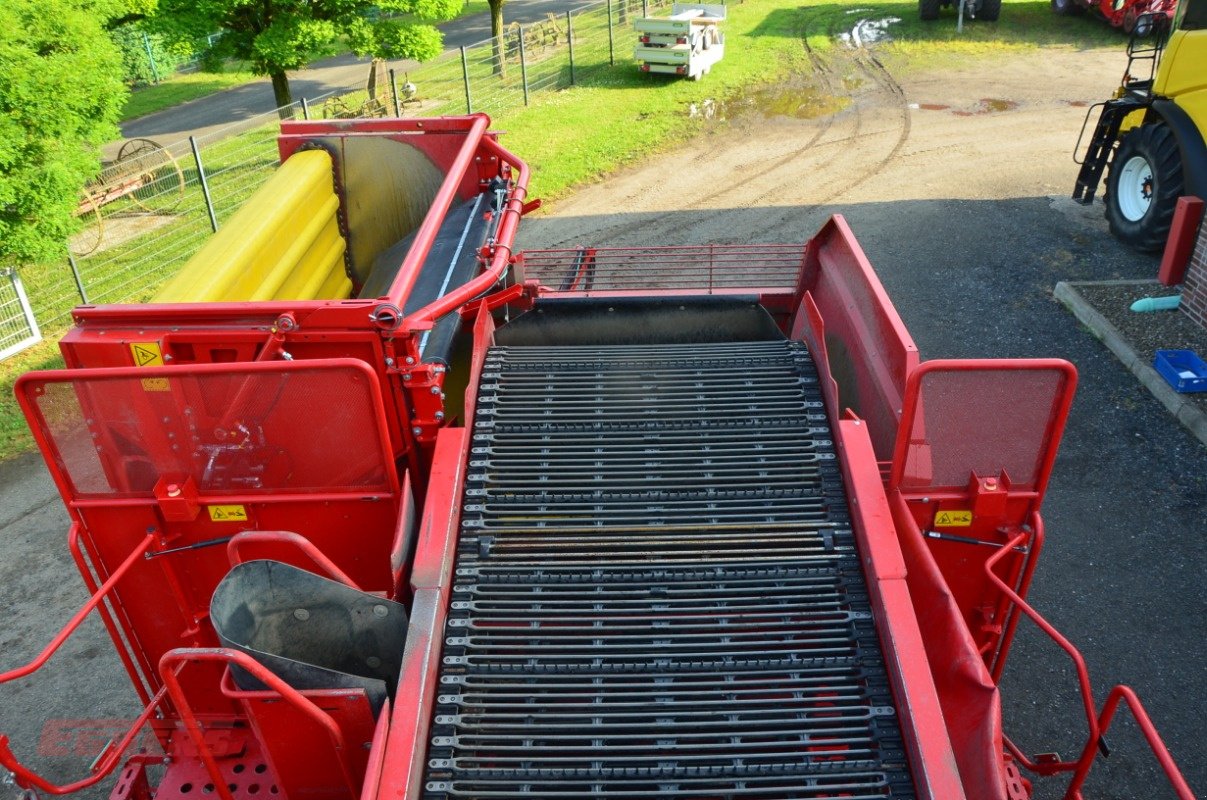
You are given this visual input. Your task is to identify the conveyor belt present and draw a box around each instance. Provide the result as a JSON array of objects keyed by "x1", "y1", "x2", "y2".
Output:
[{"x1": 422, "y1": 339, "x2": 917, "y2": 799}]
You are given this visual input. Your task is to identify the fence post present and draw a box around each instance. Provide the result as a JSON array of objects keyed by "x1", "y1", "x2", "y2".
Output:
[
  {"x1": 300, "y1": 97, "x2": 310, "y2": 119},
  {"x1": 65, "y1": 254, "x2": 89, "y2": 304},
  {"x1": 389, "y1": 68, "x2": 402, "y2": 116},
  {"x1": 519, "y1": 27, "x2": 530, "y2": 106},
  {"x1": 643, "y1": 0, "x2": 649, "y2": 18},
  {"x1": 566, "y1": 11, "x2": 575, "y2": 85},
  {"x1": 190, "y1": 136, "x2": 219, "y2": 233},
  {"x1": 607, "y1": 0, "x2": 615, "y2": 66},
  {"x1": 461, "y1": 46, "x2": 473, "y2": 114},
  {"x1": 142, "y1": 33, "x2": 161, "y2": 84}
]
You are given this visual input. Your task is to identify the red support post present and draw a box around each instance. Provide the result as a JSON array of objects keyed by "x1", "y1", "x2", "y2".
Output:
[{"x1": 1158, "y1": 196, "x2": 1204, "y2": 286}]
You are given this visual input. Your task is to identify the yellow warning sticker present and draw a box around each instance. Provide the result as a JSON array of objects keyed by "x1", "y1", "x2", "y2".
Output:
[
  {"x1": 140, "y1": 377, "x2": 171, "y2": 392},
  {"x1": 934, "y1": 510, "x2": 973, "y2": 528},
  {"x1": 208, "y1": 505, "x2": 248, "y2": 522},
  {"x1": 130, "y1": 342, "x2": 163, "y2": 367}
]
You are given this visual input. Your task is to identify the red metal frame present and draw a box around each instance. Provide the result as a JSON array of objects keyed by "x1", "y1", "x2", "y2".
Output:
[{"x1": 7, "y1": 113, "x2": 1197, "y2": 800}]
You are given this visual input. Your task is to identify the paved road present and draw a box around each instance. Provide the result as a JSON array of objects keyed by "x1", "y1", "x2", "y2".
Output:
[{"x1": 118, "y1": 0, "x2": 596, "y2": 147}]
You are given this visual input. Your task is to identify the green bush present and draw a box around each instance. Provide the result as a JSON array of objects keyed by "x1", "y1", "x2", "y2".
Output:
[{"x1": 111, "y1": 24, "x2": 187, "y2": 85}]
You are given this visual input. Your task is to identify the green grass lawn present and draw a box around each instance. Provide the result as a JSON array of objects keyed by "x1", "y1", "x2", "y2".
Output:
[
  {"x1": 122, "y1": 70, "x2": 260, "y2": 121},
  {"x1": 3, "y1": 0, "x2": 1125, "y2": 460},
  {"x1": 121, "y1": 0, "x2": 497, "y2": 122}
]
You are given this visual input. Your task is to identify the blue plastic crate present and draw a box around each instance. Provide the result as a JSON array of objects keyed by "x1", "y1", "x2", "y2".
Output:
[{"x1": 1154, "y1": 349, "x2": 1207, "y2": 393}]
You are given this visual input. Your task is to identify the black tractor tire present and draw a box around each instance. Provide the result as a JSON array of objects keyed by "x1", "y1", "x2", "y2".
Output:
[
  {"x1": 979, "y1": 0, "x2": 1002, "y2": 20},
  {"x1": 1104, "y1": 123, "x2": 1185, "y2": 252},
  {"x1": 920, "y1": 0, "x2": 941, "y2": 21},
  {"x1": 1051, "y1": 0, "x2": 1084, "y2": 15}
]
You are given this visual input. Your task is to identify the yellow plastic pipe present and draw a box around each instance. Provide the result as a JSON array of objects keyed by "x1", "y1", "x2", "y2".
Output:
[{"x1": 155, "y1": 150, "x2": 349, "y2": 303}]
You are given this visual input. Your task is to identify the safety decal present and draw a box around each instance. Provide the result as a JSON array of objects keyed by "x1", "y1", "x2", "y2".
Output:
[
  {"x1": 934, "y1": 510, "x2": 972, "y2": 527},
  {"x1": 208, "y1": 505, "x2": 249, "y2": 522},
  {"x1": 129, "y1": 342, "x2": 163, "y2": 367}
]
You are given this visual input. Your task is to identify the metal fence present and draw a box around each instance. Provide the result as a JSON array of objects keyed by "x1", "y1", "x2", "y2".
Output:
[
  {"x1": 13, "y1": 0, "x2": 690, "y2": 356},
  {"x1": 0, "y1": 269, "x2": 41, "y2": 361}
]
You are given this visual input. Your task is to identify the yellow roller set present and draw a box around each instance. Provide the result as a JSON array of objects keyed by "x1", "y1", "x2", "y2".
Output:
[{"x1": 155, "y1": 149, "x2": 351, "y2": 303}]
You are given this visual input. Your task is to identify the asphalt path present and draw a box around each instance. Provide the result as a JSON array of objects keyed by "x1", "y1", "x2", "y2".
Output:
[{"x1": 118, "y1": 0, "x2": 596, "y2": 147}]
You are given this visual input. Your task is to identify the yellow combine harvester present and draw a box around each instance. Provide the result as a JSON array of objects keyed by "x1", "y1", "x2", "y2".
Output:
[{"x1": 1073, "y1": 0, "x2": 1207, "y2": 251}]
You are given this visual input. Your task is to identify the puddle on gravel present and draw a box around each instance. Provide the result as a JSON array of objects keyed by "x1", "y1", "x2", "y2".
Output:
[
  {"x1": 689, "y1": 84, "x2": 851, "y2": 121},
  {"x1": 949, "y1": 98, "x2": 1019, "y2": 116},
  {"x1": 839, "y1": 17, "x2": 902, "y2": 47}
]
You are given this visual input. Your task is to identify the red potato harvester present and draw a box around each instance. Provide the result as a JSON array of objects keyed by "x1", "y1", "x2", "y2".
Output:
[{"x1": 1, "y1": 115, "x2": 1196, "y2": 800}]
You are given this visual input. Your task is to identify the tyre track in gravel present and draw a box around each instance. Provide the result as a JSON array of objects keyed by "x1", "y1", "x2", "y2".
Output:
[
  {"x1": 527, "y1": 8, "x2": 912, "y2": 251},
  {"x1": 562, "y1": 14, "x2": 841, "y2": 239},
  {"x1": 530, "y1": 7, "x2": 848, "y2": 249},
  {"x1": 729, "y1": 29, "x2": 914, "y2": 243}
]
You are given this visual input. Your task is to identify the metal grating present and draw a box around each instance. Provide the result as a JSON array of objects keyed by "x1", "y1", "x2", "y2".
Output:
[
  {"x1": 521, "y1": 245, "x2": 806, "y2": 294},
  {"x1": 423, "y1": 340, "x2": 917, "y2": 799}
]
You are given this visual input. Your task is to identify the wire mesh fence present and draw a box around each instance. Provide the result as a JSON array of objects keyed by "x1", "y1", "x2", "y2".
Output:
[
  {"x1": 0, "y1": 269, "x2": 41, "y2": 361},
  {"x1": 12, "y1": 0, "x2": 699, "y2": 356}
]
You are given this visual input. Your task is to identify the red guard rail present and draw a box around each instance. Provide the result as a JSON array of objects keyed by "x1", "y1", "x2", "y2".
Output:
[
  {"x1": 385, "y1": 115, "x2": 492, "y2": 307},
  {"x1": 401, "y1": 135, "x2": 529, "y2": 332},
  {"x1": 158, "y1": 649, "x2": 358, "y2": 800},
  {"x1": 226, "y1": 531, "x2": 361, "y2": 591},
  {"x1": 984, "y1": 528, "x2": 1195, "y2": 799},
  {"x1": 0, "y1": 532, "x2": 166, "y2": 794}
]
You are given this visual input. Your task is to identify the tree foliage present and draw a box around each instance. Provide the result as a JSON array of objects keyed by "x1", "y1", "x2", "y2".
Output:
[
  {"x1": 149, "y1": 0, "x2": 462, "y2": 108},
  {"x1": 0, "y1": 0, "x2": 132, "y2": 266},
  {"x1": 111, "y1": 24, "x2": 188, "y2": 86}
]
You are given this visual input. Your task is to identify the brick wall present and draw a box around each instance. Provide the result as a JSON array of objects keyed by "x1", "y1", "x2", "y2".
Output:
[{"x1": 1183, "y1": 221, "x2": 1207, "y2": 331}]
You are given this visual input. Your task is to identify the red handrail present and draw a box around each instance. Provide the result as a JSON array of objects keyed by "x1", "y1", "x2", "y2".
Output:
[
  {"x1": 0, "y1": 686, "x2": 167, "y2": 795},
  {"x1": 0, "y1": 533, "x2": 155, "y2": 684},
  {"x1": 986, "y1": 531, "x2": 1098, "y2": 775},
  {"x1": 225, "y1": 530, "x2": 361, "y2": 590},
  {"x1": 1063, "y1": 685, "x2": 1195, "y2": 800},
  {"x1": 0, "y1": 532, "x2": 161, "y2": 794},
  {"x1": 385, "y1": 114, "x2": 492, "y2": 306},
  {"x1": 401, "y1": 135, "x2": 529, "y2": 331},
  {"x1": 985, "y1": 534, "x2": 1196, "y2": 798},
  {"x1": 158, "y1": 648, "x2": 357, "y2": 800}
]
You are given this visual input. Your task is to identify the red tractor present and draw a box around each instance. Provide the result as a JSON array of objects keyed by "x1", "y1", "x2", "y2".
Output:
[{"x1": 0, "y1": 116, "x2": 1197, "y2": 800}]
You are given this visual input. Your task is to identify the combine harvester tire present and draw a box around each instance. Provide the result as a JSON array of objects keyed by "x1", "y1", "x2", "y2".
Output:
[{"x1": 1105, "y1": 123, "x2": 1185, "y2": 252}]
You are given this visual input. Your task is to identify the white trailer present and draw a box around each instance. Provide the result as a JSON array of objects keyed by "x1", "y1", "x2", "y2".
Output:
[{"x1": 635, "y1": 3, "x2": 726, "y2": 80}]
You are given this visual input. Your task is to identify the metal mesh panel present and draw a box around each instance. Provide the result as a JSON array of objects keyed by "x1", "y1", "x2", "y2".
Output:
[
  {"x1": 0, "y1": 269, "x2": 41, "y2": 361},
  {"x1": 26, "y1": 365, "x2": 390, "y2": 498},
  {"x1": 901, "y1": 368, "x2": 1068, "y2": 490},
  {"x1": 522, "y1": 245, "x2": 806, "y2": 293}
]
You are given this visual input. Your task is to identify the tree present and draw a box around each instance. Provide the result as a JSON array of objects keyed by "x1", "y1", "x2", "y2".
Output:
[
  {"x1": 489, "y1": 0, "x2": 506, "y2": 75},
  {"x1": 149, "y1": 0, "x2": 463, "y2": 111},
  {"x1": 0, "y1": 0, "x2": 132, "y2": 266}
]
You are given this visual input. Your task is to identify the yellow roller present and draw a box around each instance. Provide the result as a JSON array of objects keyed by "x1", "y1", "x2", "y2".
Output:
[{"x1": 155, "y1": 150, "x2": 351, "y2": 303}]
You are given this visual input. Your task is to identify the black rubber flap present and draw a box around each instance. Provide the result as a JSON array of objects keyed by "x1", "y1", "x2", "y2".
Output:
[
  {"x1": 210, "y1": 560, "x2": 407, "y2": 714},
  {"x1": 494, "y1": 296, "x2": 784, "y2": 346},
  {"x1": 357, "y1": 193, "x2": 490, "y2": 305}
]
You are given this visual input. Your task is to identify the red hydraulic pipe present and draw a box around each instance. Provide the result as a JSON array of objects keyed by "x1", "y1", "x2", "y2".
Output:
[
  {"x1": 384, "y1": 114, "x2": 492, "y2": 305},
  {"x1": 402, "y1": 135, "x2": 529, "y2": 330}
]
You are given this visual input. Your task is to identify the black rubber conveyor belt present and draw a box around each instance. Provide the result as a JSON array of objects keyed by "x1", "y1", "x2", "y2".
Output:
[{"x1": 422, "y1": 339, "x2": 918, "y2": 799}]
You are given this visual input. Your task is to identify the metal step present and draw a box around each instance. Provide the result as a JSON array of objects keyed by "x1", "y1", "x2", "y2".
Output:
[{"x1": 422, "y1": 339, "x2": 918, "y2": 799}]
